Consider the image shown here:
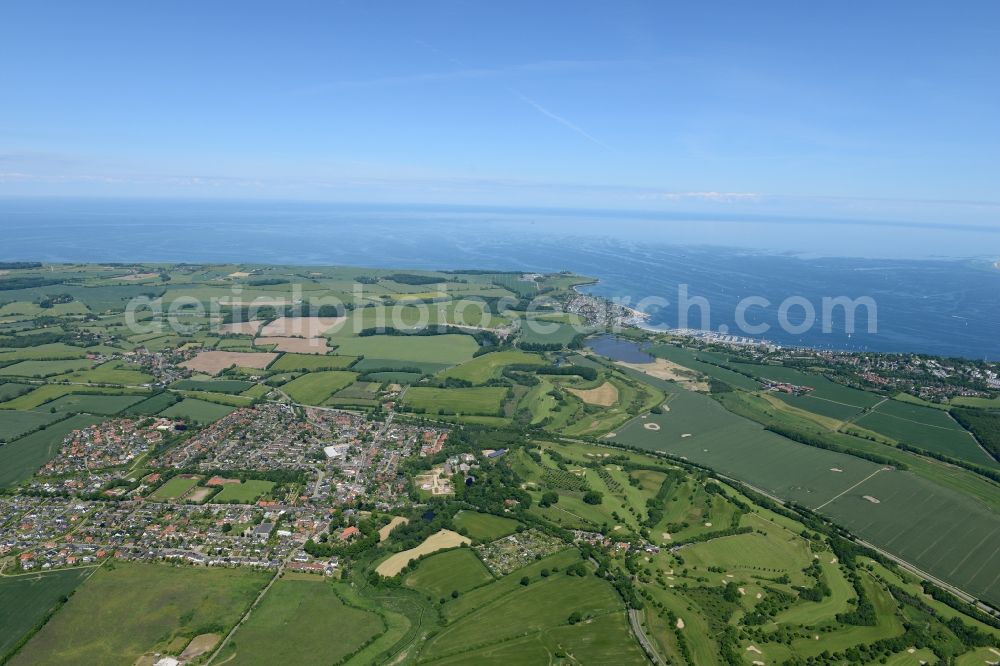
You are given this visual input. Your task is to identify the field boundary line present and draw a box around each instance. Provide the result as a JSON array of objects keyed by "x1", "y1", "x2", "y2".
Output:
[{"x1": 814, "y1": 467, "x2": 887, "y2": 511}]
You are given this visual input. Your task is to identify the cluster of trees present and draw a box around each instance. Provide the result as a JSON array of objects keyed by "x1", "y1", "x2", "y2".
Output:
[
  {"x1": 764, "y1": 424, "x2": 905, "y2": 469},
  {"x1": 951, "y1": 407, "x2": 1000, "y2": 463}
]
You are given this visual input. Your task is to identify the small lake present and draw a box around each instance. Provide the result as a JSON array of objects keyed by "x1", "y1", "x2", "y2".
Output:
[{"x1": 585, "y1": 335, "x2": 654, "y2": 363}]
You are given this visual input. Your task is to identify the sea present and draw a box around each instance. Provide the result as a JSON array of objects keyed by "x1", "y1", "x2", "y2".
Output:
[{"x1": 1, "y1": 197, "x2": 999, "y2": 360}]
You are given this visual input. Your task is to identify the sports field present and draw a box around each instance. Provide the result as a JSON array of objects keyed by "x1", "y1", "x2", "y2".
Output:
[
  {"x1": 158, "y1": 397, "x2": 236, "y2": 424},
  {"x1": 149, "y1": 474, "x2": 202, "y2": 500},
  {"x1": 222, "y1": 577, "x2": 384, "y2": 666},
  {"x1": 10, "y1": 563, "x2": 268, "y2": 666},
  {"x1": 213, "y1": 479, "x2": 275, "y2": 503},
  {"x1": 0, "y1": 568, "x2": 93, "y2": 661},
  {"x1": 404, "y1": 386, "x2": 507, "y2": 416},
  {"x1": 280, "y1": 370, "x2": 356, "y2": 405}
]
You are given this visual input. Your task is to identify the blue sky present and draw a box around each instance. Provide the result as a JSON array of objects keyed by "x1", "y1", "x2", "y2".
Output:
[{"x1": 2, "y1": 1, "x2": 999, "y2": 225}]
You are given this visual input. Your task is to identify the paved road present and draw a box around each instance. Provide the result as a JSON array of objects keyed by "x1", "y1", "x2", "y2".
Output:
[{"x1": 628, "y1": 607, "x2": 661, "y2": 664}]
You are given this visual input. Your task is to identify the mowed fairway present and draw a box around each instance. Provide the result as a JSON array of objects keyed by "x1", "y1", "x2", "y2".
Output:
[
  {"x1": 404, "y1": 549, "x2": 494, "y2": 598},
  {"x1": 0, "y1": 568, "x2": 93, "y2": 661},
  {"x1": 11, "y1": 563, "x2": 268, "y2": 666},
  {"x1": 280, "y1": 371, "x2": 356, "y2": 405},
  {"x1": 613, "y1": 386, "x2": 1000, "y2": 607},
  {"x1": 438, "y1": 350, "x2": 545, "y2": 385},
  {"x1": 224, "y1": 577, "x2": 384, "y2": 666},
  {"x1": 404, "y1": 386, "x2": 506, "y2": 416}
]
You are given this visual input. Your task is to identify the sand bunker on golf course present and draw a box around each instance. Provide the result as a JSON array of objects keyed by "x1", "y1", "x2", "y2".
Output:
[
  {"x1": 568, "y1": 381, "x2": 619, "y2": 406},
  {"x1": 376, "y1": 529, "x2": 470, "y2": 576},
  {"x1": 181, "y1": 351, "x2": 278, "y2": 375}
]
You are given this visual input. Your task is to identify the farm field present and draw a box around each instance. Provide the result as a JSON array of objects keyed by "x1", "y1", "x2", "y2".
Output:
[
  {"x1": 280, "y1": 370, "x2": 356, "y2": 405},
  {"x1": 726, "y1": 361, "x2": 883, "y2": 408},
  {"x1": 169, "y1": 378, "x2": 256, "y2": 394},
  {"x1": 42, "y1": 393, "x2": 146, "y2": 415},
  {"x1": 438, "y1": 350, "x2": 545, "y2": 385},
  {"x1": 158, "y1": 397, "x2": 236, "y2": 423},
  {"x1": 0, "y1": 415, "x2": 104, "y2": 487},
  {"x1": 0, "y1": 359, "x2": 93, "y2": 378},
  {"x1": 332, "y1": 334, "x2": 478, "y2": 367},
  {"x1": 50, "y1": 361, "x2": 153, "y2": 386},
  {"x1": 0, "y1": 568, "x2": 93, "y2": 662},
  {"x1": 254, "y1": 335, "x2": 330, "y2": 354},
  {"x1": 418, "y1": 564, "x2": 640, "y2": 664},
  {"x1": 854, "y1": 399, "x2": 996, "y2": 466},
  {"x1": 0, "y1": 343, "x2": 89, "y2": 362},
  {"x1": 0, "y1": 382, "x2": 34, "y2": 401},
  {"x1": 222, "y1": 577, "x2": 384, "y2": 666},
  {"x1": 0, "y1": 409, "x2": 63, "y2": 442},
  {"x1": 120, "y1": 391, "x2": 180, "y2": 415},
  {"x1": 180, "y1": 350, "x2": 278, "y2": 375},
  {"x1": 268, "y1": 352, "x2": 357, "y2": 371},
  {"x1": 403, "y1": 386, "x2": 507, "y2": 416},
  {"x1": 212, "y1": 479, "x2": 275, "y2": 503},
  {"x1": 451, "y1": 510, "x2": 520, "y2": 541},
  {"x1": 404, "y1": 548, "x2": 493, "y2": 598},
  {"x1": 10, "y1": 563, "x2": 268, "y2": 666},
  {"x1": 376, "y1": 530, "x2": 471, "y2": 577},
  {"x1": 613, "y1": 387, "x2": 1000, "y2": 607}
]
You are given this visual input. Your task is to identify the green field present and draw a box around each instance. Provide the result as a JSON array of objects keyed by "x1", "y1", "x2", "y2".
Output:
[
  {"x1": 517, "y1": 321, "x2": 583, "y2": 346},
  {"x1": 222, "y1": 577, "x2": 385, "y2": 666},
  {"x1": 51, "y1": 361, "x2": 154, "y2": 386},
  {"x1": 268, "y1": 353, "x2": 357, "y2": 372},
  {"x1": 0, "y1": 415, "x2": 104, "y2": 487},
  {"x1": 158, "y1": 397, "x2": 237, "y2": 423},
  {"x1": 404, "y1": 386, "x2": 507, "y2": 416},
  {"x1": 404, "y1": 548, "x2": 494, "y2": 598},
  {"x1": 213, "y1": 479, "x2": 275, "y2": 503},
  {"x1": 120, "y1": 391, "x2": 181, "y2": 415},
  {"x1": 452, "y1": 510, "x2": 520, "y2": 541},
  {"x1": 438, "y1": 350, "x2": 545, "y2": 385},
  {"x1": 0, "y1": 384, "x2": 149, "y2": 411},
  {"x1": 0, "y1": 382, "x2": 34, "y2": 401},
  {"x1": 854, "y1": 399, "x2": 996, "y2": 466},
  {"x1": 419, "y1": 560, "x2": 641, "y2": 663},
  {"x1": 42, "y1": 393, "x2": 146, "y2": 415},
  {"x1": 280, "y1": 370, "x2": 356, "y2": 405},
  {"x1": 332, "y1": 334, "x2": 478, "y2": 367},
  {"x1": 613, "y1": 386, "x2": 1000, "y2": 606},
  {"x1": 10, "y1": 563, "x2": 268, "y2": 666},
  {"x1": 169, "y1": 378, "x2": 256, "y2": 393},
  {"x1": 0, "y1": 343, "x2": 89, "y2": 362},
  {"x1": 0, "y1": 568, "x2": 93, "y2": 662},
  {"x1": 0, "y1": 409, "x2": 64, "y2": 442},
  {"x1": 0, "y1": 359, "x2": 93, "y2": 378},
  {"x1": 727, "y1": 361, "x2": 883, "y2": 408},
  {"x1": 647, "y1": 343, "x2": 761, "y2": 390},
  {"x1": 149, "y1": 475, "x2": 202, "y2": 500}
]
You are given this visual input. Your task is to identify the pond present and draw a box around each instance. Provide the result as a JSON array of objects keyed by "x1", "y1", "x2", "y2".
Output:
[{"x1": 584, "y1": 335, "x2": 654, "y2": 363}]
